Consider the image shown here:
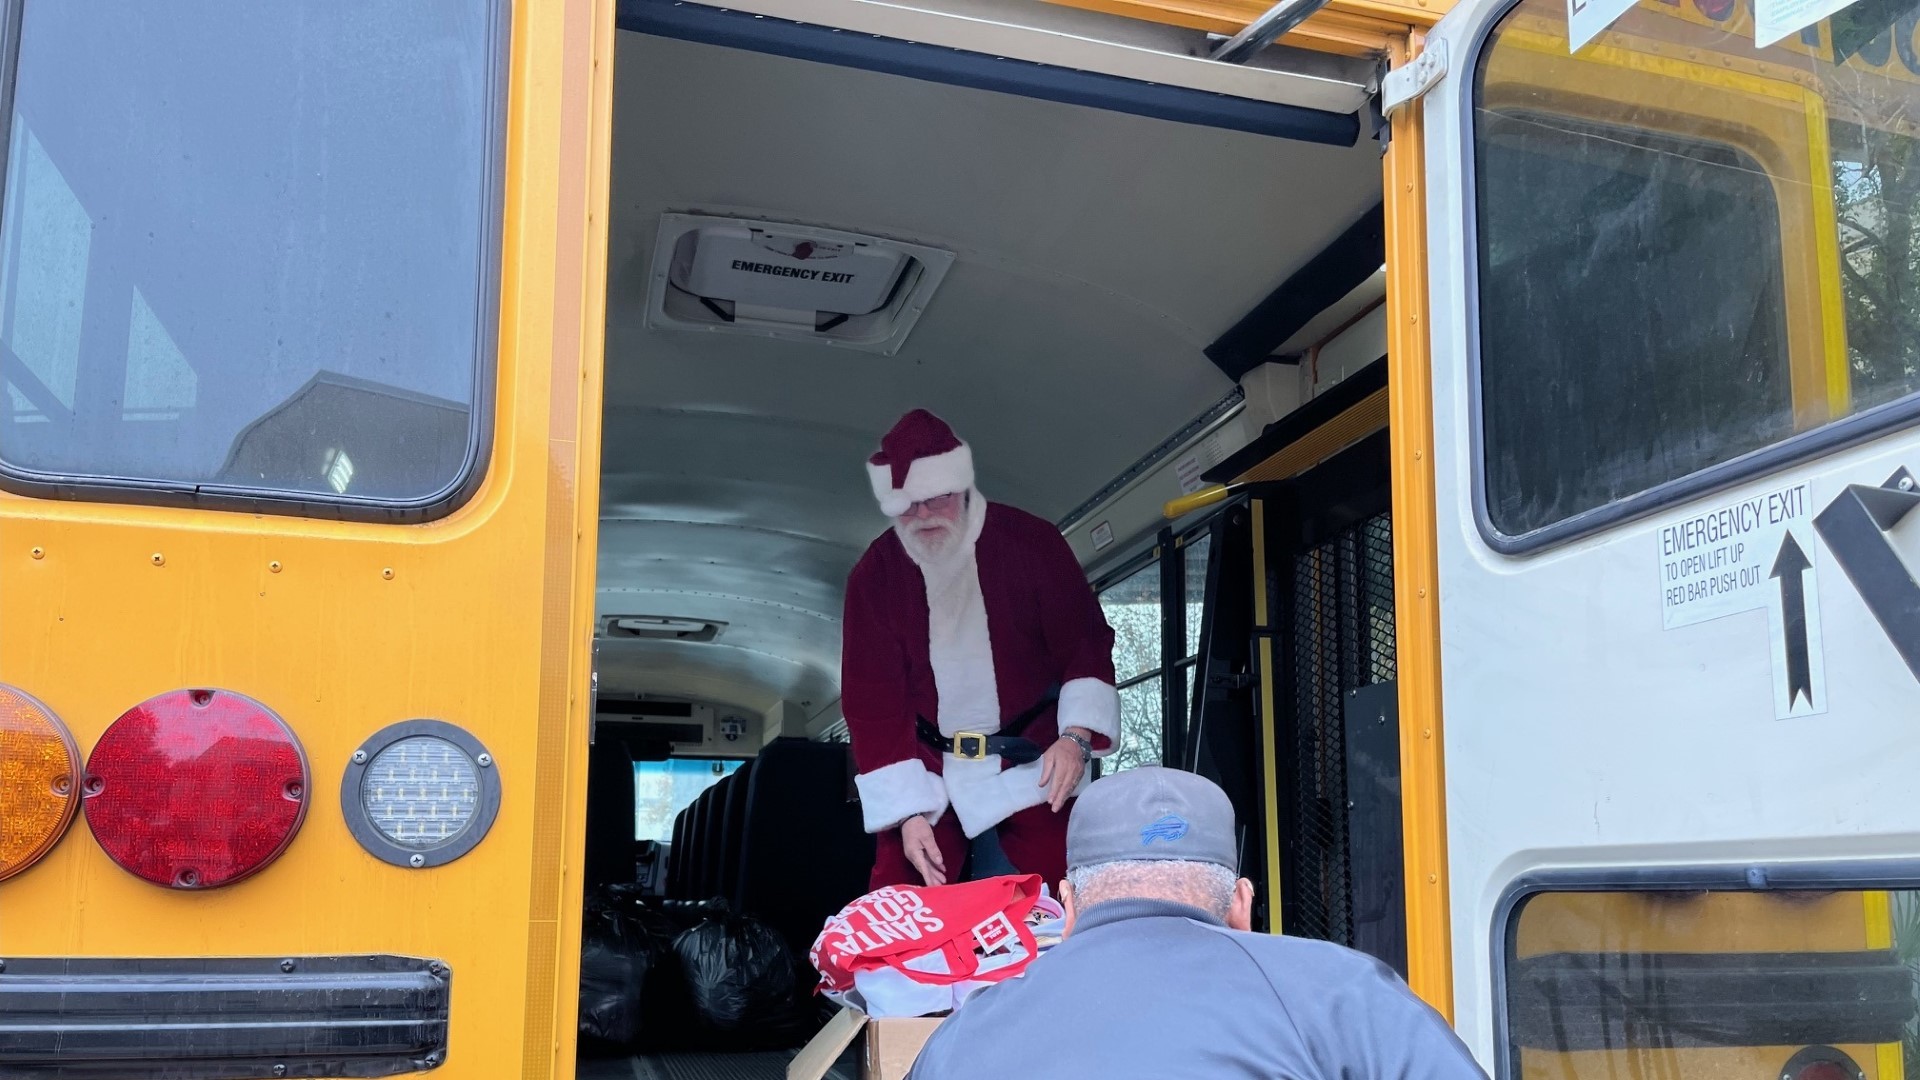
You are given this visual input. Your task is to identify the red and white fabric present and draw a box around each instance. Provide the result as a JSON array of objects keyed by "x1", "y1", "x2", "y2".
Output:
[{"x1": 809, "y1": 875, "x2": 1057, "y2": 1017}]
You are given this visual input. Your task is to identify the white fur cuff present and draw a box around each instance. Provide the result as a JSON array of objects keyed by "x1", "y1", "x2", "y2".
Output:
[
  {"x1": 868, "y1": 443, "x2": 975, "y2": 517},
  {"x1": 855, "y1": 759, "x2": 949, "y2": 833},
  {"x1": 1059, "y1": 677, "x2": 1121, "y2": 757},
  {"x1": 943, "y1": 754, "x2": 1080, "y2": 838}
]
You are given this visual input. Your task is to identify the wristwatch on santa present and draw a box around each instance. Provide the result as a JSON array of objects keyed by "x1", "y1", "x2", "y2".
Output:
[{"x1": 1059, "y1": 731, "x2": 1093, "y2": 763}]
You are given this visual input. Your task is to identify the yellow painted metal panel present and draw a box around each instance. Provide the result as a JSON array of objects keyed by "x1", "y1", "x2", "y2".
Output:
[{"x1": 0, "y1": 3, "x2": 613, "y2": 1079}]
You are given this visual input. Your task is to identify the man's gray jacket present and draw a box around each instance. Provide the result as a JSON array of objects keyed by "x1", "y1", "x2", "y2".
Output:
[{"x1": 908, "y1": 898, "x2": 1488, "y2": 1080}]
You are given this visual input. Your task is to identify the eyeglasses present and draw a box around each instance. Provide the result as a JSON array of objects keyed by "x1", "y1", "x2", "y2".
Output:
[{"x1": 904, "y1": 493, "x2": 963, "y2": 517}]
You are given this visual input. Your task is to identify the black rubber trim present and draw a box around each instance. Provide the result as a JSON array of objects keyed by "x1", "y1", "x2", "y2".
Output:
[
  {"x1": 340, "y1": 720, "x2": 502, "y2": 870},
  {"x1": 1457, "y1": 0, "x2": 1920, "y2": 555},
  {"x1": 0, "y1": 0, "x2": 508, "y2": 525},
  {"x1": 0, "y1": 954, "x2": 450, "y2": 1078},
  {"x1": 1204, "y1": 355, "x2": 1386, "y2": 484},
  {"x1": 1205, "y1": 202, "x2": 1385, "y2": 379},
  {"x1": 1490, "y1": 862, "x2": 1920, "y2": 1080},
  {"x1": 616, "y1": 0, "x2": 1362, "y2": 147},
  {"x1": 1508, "y1": 949, "x2": 1915, "y2": 1051}
]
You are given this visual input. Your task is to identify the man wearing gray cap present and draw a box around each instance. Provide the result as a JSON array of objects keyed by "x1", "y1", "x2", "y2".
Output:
[{"x1": 908, "y1": 766, "x2": 1487, "y2": 1079}]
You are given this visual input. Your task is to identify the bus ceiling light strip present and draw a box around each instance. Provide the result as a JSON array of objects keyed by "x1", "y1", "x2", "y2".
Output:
[
  {"x1": 342, "y1": 719, "x2": 501, "y2": 869},
  {"x1": 83, "y1": 689, "x2": 310, "y2": 889},
  {"x1": 0, "y1": 686, "x2": 82, "y2": 882},
  {"x1": 645, "y1": 214, "x2": 954, "y2": 356}
]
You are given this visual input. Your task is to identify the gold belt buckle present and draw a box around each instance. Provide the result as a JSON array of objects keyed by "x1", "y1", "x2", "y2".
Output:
[{"x1": 953, "y1": 732, "x2": 989, "y2": 760}]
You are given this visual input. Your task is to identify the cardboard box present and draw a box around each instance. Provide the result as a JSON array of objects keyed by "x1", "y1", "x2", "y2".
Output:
[{"x1": 789, "y1": 1008, "x2": 945, "y2": 1080}]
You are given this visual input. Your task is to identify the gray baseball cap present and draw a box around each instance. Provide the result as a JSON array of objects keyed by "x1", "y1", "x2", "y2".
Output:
[{"x1": 1066, "y1": 766, "x2": 1239, "y2": 873}]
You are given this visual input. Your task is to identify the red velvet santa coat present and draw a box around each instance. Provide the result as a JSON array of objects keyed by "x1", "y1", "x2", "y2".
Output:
[{"x1": 841, "y1": 496, "x2": 1121, "y2": 838}]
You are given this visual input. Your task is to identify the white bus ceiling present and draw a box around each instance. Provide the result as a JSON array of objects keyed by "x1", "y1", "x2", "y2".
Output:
[{"x1": 597, "y1": 28, "x2": 1384, "y2": 727}]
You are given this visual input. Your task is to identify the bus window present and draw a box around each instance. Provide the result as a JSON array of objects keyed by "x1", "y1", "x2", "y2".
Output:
[
  {"x1": 633, "y1": 758, "x2": 742, "y2": 842},
  {"x1": 1470, "y1": 0, "x2": 1920, "y2": 545},
  {"x1": 1099, "y1": 558, "x2": 1164, "y2": 773},
  {"x1": 0, "y1": 3, "x2": 501, "y2": 515},
  {"x1": 1832, "y1": 124, "x2": 1920, "y2": 412},
  {"x1": 1502, "y1": 886, "x2": 1920, "y2": 1080},
  {"x1": 1475, "y1": 108, "x2": 1792, "y2": 540}
]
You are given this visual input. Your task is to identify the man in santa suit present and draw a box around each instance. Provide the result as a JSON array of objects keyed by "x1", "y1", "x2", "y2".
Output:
[{"x1": 842, "y1": 409, "x2": 1122, "y2": 889}]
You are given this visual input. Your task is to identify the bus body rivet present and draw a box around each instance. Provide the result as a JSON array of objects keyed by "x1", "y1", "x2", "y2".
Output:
[
  {"x1": 151, "y1": 553, "x2": 165, "y2": 567},
  {"x1": 477, "y1": 753, "x2": 493, "y2": 768},
  {"x1": 270, "y1": 561, "x2": 283, "y2": 573},
  {"x1": 280, "y1": 959, "x2": 296, "y2": 973},
  {"x1": 0, "y1": 959, "x2": 8, "y2": 973},
  {"x1": 273, "y1": 1066, "x2": 287, "y2": 1078},
  {"x1": 29, "y1": 547, "x2": 42, "y2": 560},
  {"x1": 410, "y1": 854, "x2": 426, "y2": 868},
  {"x1": 382, "y1": 567, "x2": 395, "y2": 580},
  {"x1": 1901, "y1": 477, "x2": 1915, "y2": 492},
  {"x1": 428, "y1": 961, "x2": 449, "y2": 978},
  {"x1": 353, "y1": 750, "x2": 369, "y2": 764}
]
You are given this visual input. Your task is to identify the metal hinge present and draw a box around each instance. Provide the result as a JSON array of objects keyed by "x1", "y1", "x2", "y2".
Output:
[{"x1": 1380, "y1": 37, "x2": 1449, "y2": 116}]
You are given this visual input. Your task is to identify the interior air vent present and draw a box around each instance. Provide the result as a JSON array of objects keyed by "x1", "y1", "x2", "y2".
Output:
[
  {"x1": 646, "y1": 214, "x2": 954, "y2": 355},
  {"x1": 601, "y1": 616, "x2": 725, "y2": 643}
]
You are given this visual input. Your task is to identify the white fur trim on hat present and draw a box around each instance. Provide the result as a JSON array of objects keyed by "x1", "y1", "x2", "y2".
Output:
[
  {"x1": 1058, "y1": 677, "x2": 1121, "y2": 758},
  {"x1": 854, "y1": 759, "x2": 949, "y2": 834},
  {"x1": 868, "y1": 443, "x2": 975, "y2": 517}
]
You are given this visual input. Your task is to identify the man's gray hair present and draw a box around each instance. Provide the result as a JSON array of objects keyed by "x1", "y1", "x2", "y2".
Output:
[{"x1": 1066, "y1": 858, "x2": 1238, "y2": 918}]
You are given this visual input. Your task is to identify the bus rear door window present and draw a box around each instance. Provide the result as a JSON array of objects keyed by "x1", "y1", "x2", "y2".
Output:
[
  {"x1": 1503, "y1": 886, "x2": 1920, "y2": 1080},
  {"x1": 1472, "y1": 0, "x2": 1920, "y2": 546},
  {"x1": 1475, "y1": 108, "x2": 1792, "y2": 540},
  {"x1": 0, "y1": 3, "x2": 501, "y2": 516}
]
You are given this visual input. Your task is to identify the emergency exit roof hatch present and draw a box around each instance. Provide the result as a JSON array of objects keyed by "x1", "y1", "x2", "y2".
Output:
[{"x1": 645, "y1": 214, "x2": 954, "y2": 355}]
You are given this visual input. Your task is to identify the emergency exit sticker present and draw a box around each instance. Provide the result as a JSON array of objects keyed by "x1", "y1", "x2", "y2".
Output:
[{"x1": 1658, "y1": 482, "x2": 1826, "y2": 719}]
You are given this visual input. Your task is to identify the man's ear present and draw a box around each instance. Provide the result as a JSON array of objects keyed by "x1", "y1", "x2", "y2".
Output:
[
  {"x1": 1060, "y1": 880, "x2": 1078, "y2": 938},
  {"x1": 1227, "y1": 877, "x2": 1255, "y2": 931}
]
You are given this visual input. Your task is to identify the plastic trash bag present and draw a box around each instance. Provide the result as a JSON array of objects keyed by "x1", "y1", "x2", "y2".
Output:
[
  {"x1": 578, "y1": 891, "x2": 647, "y2": 1047},
  {"x1": 674, "y1": 912, "x2": 799, "y2": 1035}
]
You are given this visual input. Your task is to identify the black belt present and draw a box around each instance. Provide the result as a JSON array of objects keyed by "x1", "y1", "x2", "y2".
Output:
[{"x1": 915, "y1": 686, "x2": 1058, "y2": 766}]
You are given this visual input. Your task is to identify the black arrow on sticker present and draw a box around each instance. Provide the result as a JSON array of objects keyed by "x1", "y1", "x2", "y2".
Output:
[
  {"x1": 1770, "y1": 532, "x2": 1812, "y2": 710},
  {"x1": 1813, "y1": 467, "x2": 1920, "y2": 685}
]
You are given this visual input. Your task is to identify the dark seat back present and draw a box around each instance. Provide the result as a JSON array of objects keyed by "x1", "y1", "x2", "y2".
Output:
[{"x1": 733, "y1": 739, "x2": 875, "y2": 959}]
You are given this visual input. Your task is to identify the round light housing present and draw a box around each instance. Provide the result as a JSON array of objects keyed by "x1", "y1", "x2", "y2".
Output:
[
  {"x1": 342, "y1": 720, "x2": 500, "y2": 868},
  {"x1": 0, "y1": 685, "x2": 81, "y2": 882},
  {"x1": 83, "y1": 688, "x2": 309, "y2": 889}
]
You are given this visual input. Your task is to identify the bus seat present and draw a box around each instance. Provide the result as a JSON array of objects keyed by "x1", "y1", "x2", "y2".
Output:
[
  {"x1": 731, "y1": 738, "x2": 875, "y2": 961},
  {"x1": 667, "y1": 806, "x2": 691, "y2": 898},
  {"x1": 696, "y1": 776, "x2": 731, "y2": 900},
  {"x1": 718, "y1": 759, "x2": 756, "y2": 904},
  {"x1": 583, "y1": 736, "x2": 637, "y2": 887}
]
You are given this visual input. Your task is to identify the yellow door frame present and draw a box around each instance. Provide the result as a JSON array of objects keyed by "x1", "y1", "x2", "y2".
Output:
[{"x1": 1382, "y1": 28, "x2": 1455, "y2": 1021}]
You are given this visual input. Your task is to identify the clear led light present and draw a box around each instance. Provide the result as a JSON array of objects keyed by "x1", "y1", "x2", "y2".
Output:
[{"x1": 360, "y1": 736, "x2": 480, "y2": 848}]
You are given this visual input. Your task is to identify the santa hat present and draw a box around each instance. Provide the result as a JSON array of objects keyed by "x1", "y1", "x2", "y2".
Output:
[{"x1": 867, "y1": 409, "x2": 975, "y2": 517}]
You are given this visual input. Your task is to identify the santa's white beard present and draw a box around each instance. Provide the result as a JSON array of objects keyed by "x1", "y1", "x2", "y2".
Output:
[{"x1": 898, "y1": 521, "x2": 971, "y2": 581}]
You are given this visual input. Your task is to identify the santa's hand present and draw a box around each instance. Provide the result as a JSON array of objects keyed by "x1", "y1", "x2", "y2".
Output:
[
  {"x1": 900, "y1": 815, "x2": 947, "y2": 886},
  {"x1": 1038, "y1": 736, "x2": 1087, "y2": 812}
]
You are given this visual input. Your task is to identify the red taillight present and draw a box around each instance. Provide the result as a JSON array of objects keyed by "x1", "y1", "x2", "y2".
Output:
[{"x1": 83, "y1": 688, "x2": 309, "y2": 889}]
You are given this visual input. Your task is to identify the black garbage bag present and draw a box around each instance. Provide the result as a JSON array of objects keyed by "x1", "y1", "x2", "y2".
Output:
[
  {"x1": 578, "y1": 890, "x2": 646, "y2": 1049},
  {"x1": 673, "y1": 912, "x2": 802, "y2": 1040}
]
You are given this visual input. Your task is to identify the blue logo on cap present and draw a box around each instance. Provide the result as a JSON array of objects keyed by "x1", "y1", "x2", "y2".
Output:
[{"x1": 1141, "y1": 814, "x2": 1189, "y2": 845}]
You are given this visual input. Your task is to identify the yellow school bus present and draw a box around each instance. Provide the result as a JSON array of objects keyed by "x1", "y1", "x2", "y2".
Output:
[{"x1": 5, "y1": 0, "x2": 1920, "y2": 1077}]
